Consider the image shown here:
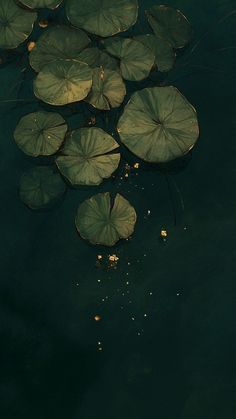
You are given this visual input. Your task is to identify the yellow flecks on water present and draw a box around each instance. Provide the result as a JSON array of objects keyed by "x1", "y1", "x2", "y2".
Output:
[
  {"x1": 108, "y1": 254, "x2": 119, "y2": 262},
  {"x1": 94, "y1": 315, "x2": 101, "y2": 321},
  {"x1": 125, "y1": 173, "x2": 129, "y2": 178},
  {"x1": 89, "y1": 116, "x2": 96, "y2": 126},
  {"x1": 39, "y1": 20, "x2": 48, "y2": 28},
  {"x1": 100, "y1": 68, "x2": 105, "y2": 80},
  {"x1": 133, "y1": 162, "x2": 139, "y2": 169},
  {"x1": 27, "y1": 41, "x2": 36, "y2": 52},
  {"x1": 97, "y1": 255, "x2": 103, "y2": 260},
  {"x1": 160, "y1": 229, "x2": 168, "y2": 238},
  {"x1": 117, "y1": 128, "x2": 121, "y2": 133}
]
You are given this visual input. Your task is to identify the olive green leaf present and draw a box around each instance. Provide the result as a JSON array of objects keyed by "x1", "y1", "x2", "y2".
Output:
[
  {"x1": 117, "y1": 86, "x2": 199, "y2": 163},
  {"x1": 56, "y1": 127, "x2": 120, "y2": 186},
  {"x1": 103, "y1": 37, "x2": 155, "y2": 81},
  {"x1": 18, "y1": 0, "x2": 63, "y2": 9},
  {"x1": 75, "y1": 192, "x2": 137, "y2": 246},
  {"x1": 20, "y1": 166, "x2": 66, "y2": 209},
  {"x1": 146, "y1": 5, "x2": 192, "y2": 49},
  {"x1": 78, "y1": 48, "x2": 119, "y2": 71},
  {"x1": 66, "y1": 0, "x2": 138, "y2": 37},
  {"x1": 33, "y1": 59, "x2": 92, "y2": 106},
  {"x1": 0, "y1": 0, "x2": 37, "y2": 49},
  {"x1": 134, "y1": 34, "x2": 175, "y2": 72},
  {"x1": 29, "y1": 25, "x2": 90, "y2": 72},
  {"x1": 86, "y1": 67, "x2": 126, "y2": 110},
  {"x1": 14, "y1": 111, "x2": 67, "y2": 157}
]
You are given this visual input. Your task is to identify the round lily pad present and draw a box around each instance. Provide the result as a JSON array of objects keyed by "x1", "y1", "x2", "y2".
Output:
[
  {"x1": 103, "y1": 37, "x2": 155, "y2": 81},
  {"x1": 78, "y1": 48, "x2": 119, "y2": 71},
  {"x1": 75, "y1": 192, "x2": 137, "y2": 246},
  {"x1": 117, "y1": 86, "x2": 199, "y2": 163},
  {"x1": 86, "y1": 67, "x2": 126, "y2": 110},
  {"x1": 33, "y1": 59, "x2": 92, "y2": 106},
  {"x1": 20, "y1": 166, "x2": 66, "y2": 209},
  {"x1": 146, "y1": 5, "x2": 192, "y2": 49},
  {"x1": 29, "y1": 25, "x2": 91, "y2": 72},
  {"x1": 19, "y1": 0, "x2": 63, "y2": 9},
  {"x1": 66, "y1": 0, "x2": 138, "y2": 37},
  {"x1": 0, "y1": 0, "x2": 37, "y2": 49},
  {"x1": 56, "y1": 127, "x2": 120, "y2": 186},
  {"x1": 134, "y1": 34, "x2": 175, "y2": 72},
  {"x1": 14, "y1": 111, "x2": 67, "y2": 157}
]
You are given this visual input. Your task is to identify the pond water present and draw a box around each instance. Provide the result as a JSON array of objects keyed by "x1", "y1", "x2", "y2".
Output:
[{"x1": 1, "y1": 1, "x2": 236, "y2": 418}]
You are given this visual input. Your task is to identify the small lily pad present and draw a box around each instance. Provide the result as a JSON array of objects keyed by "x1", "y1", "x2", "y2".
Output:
[
  {"x1": 75, "y1": 192, "x2": 137, "y2": 246},
  {"x1": 78, "y1": 48, "x2": 119, "y2": 71},
  {"x1": 146, "y1": 5, "x2": 192, "y2": 49},
  {"x1": 134, "y1": 34, "x2": 175, "y2": 72},
  {"x1": 33, "y1": 59, "x2": 92, "y2": 106},
  {"x1": 86, "y1": 67, "x2": 126, "y2": 110},
  {"x1": 14, "y1": 111, "x2": 67, "y2": 157},
  {"x1": 66, "y1": 0, "x2": 138, "y2": 37},
  {"x1": 56, "y1": 127, "x2": 120, "y2": 185},
  {"x1": 0, "y1": 0, "x2": 37, "y2": 49},
  {"x1": 117, "y1": 86, "x2": 199, "y2": 163},
  {"x1": 103, "y1": 37, "x2": 155, "y2": 81},
  {"x1": 19, "y1": 0, "x2": 63, "y2": 9},
  {"x1": 29, "y1": 25, "x2": 91, "y2": 72},
  {"x1": 20, "y1": 166, "x2": 66, "y2": 209}
]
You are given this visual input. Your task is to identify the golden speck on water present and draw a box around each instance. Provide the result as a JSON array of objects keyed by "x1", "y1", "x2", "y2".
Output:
[
  {"x1": 39, "y1": 19, "x2": 48, "y2": 28},
  {"x1": 94, "y1": 315, "x2": 101, "y2": 321},
  {"x1": 160, "y1": 229, "x2": 168, "y2": 238},
  {"x1": 133, "y1": 162, "x2": 139, "y2": 169},
  {"x1": 124, "y1": 173, "x2": 129, "y2": 178},
  {"x1": 27, "y1": 41, "x2": 36, "y2": 52},
  {"x1": 108, "y1": 254, "x2": 119, "y2": 262},
  {"x1": 97, "y1": 254, "x2": 103, "y2": 260}
]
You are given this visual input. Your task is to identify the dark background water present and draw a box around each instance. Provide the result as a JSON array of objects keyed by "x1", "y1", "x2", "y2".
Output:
[{"x1": 1, "y1": 0, "x2": 236, "y2": 418}]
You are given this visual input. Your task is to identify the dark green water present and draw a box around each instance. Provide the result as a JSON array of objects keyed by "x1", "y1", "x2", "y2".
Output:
[{"x1": 1, "y1": 1, "x2": 236, "y2": 418}]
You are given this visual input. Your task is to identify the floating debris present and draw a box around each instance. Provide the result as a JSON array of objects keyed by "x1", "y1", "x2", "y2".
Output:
[
  {"x1": 27, "y1": 41, "x2": 36, "y2": 52},
  {"x1": 94, "y1": 315, "x2": 101, "y2": 321}
]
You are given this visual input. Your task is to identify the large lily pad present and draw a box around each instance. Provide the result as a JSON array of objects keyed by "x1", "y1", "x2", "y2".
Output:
[
  {"x1": 66, "y1": 0, "x2": 138, "y2": 37},
  {"x1": 29, "y1": 25, "x2": 91, "y2": 72},
  {"x1": 146, "y1": 5, "x2": 192, "y2": 49},
  {"x1": 33, "y1": 59, "x2": 92, "y2": 106},
  {"x1": 78, "y1": 48, "x2": 119, "y2": 71},
  {"x1": 56, "y1": 127, "x2": 120, "y2": 186},
  {"x1": 0, "y1": 0, "x2": 37, "y2": 49},
  {"x1": 134, "y1": 34, "x2": 175, "y2": 72},
  {"x1": 19, "y1": 0, "x2": 63, "y2": 9},
  {"x1": 14, "y1": 111, "x2": 67, "y2": 157},
  {"x1": 20, "y1": 166, "x2": 66, "y2": 209},
  {"x1": 75, "y1": 192, "x2": 137, "y2": 246},
  {"x1": 86, "y1": 67, "x2": 126, "y2": 110},
  {"x1": 103, "y1": 37, "x2": 155, "y2": 81},
  {"x1": 117, "y1": 86, "x2": 199, "y2": 163}
]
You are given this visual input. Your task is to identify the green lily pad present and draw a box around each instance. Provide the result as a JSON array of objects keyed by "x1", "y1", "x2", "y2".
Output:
[
  {"x1": 29, "y1": 25, "x2": 91, "y2": 72},
  {"x1": 146, "y1": 5, "x2": 192, "y2": 49},
  {"x1": 20, "y1": 166, "x2": 66, "y2": 209},
  {"x1": 134, "y1": 34, "x2": 175, "y2": 72},
  {"x1": 56, "y1": 127, "x2": 120, "y2": 186},
  {"x1": 103, "y1": 37, "x2": 155, "y2": 81},
  {"x1": 117, "y1": 86, "x2": 199, "y2": 163},
  {"x1": 0, "y1": 0, "x2": 37, "y2": 49},
  {"x1": 86, "y1": 67, "x2": 126, "y2": 110},
  {"x1": 75, "y1": 192, "x2": 137, "y2": 246},
  {"x1": 19, "y1": 0, "x2": 63, "y2": 9},
  {"x1": 66, "y1": 0, "x2": 138, "y2": 37},
  {"x1": 78, "y1": 48, "x2": 119, "y2": 71},
  {"x1": 33, "y1": 59, "x2": 92, "y2": 106},
  {"x1": 14, "y1": 111, "x2": 67, "y2": 157}
]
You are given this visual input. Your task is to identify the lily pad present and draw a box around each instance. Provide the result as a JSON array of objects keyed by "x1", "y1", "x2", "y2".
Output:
[
  {"x1": 19, "y1": 0, "x2": 63, "y2": 9},
  {"x1": 134, "y1": 34, "x2": 175, "y2": 72},
  {"x1": 78, "y1": 48, "x2": 119, "y2": 71},
  {"x1": 14, "y1": 111, "x2": 67, "y2": 157},
  {"x1": 146, "y1": 5, "x2": 192, "y2": 49},
  {"x1": 19, "y1": 166, "x2": 66, "y2": 209},
  {"x1": 86, "y1": 67, "x2": 126, "y2": 110},
  {"x1": 0, "y1": 0, "x2": 37, "y2": 49},
  {"x1": 75, "y1": 192, "x2": 137, "y2": 246},
  {"x1": 33, "y1": 59, "x2": 92, "y2": 106},
  {"x1": 117, "y1": 86, "x2": 199, "y2": 163},
  {"x1": 29, "y1": 25, "x2": 91, "y2": 72},
  {"x1": 56, "y1": 127, "x2": 120, "y2": 185},
  {"x1": 103, "y1": 37, "x2": 155, "y2": 81},
  {"x1": 66, "y1": 0, "x2": 138, "y2": 37}
]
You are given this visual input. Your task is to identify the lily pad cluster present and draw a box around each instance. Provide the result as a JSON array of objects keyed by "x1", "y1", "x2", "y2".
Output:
[{"x1": 6, "y1": 0, "x2": 200, "y2": 246}]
